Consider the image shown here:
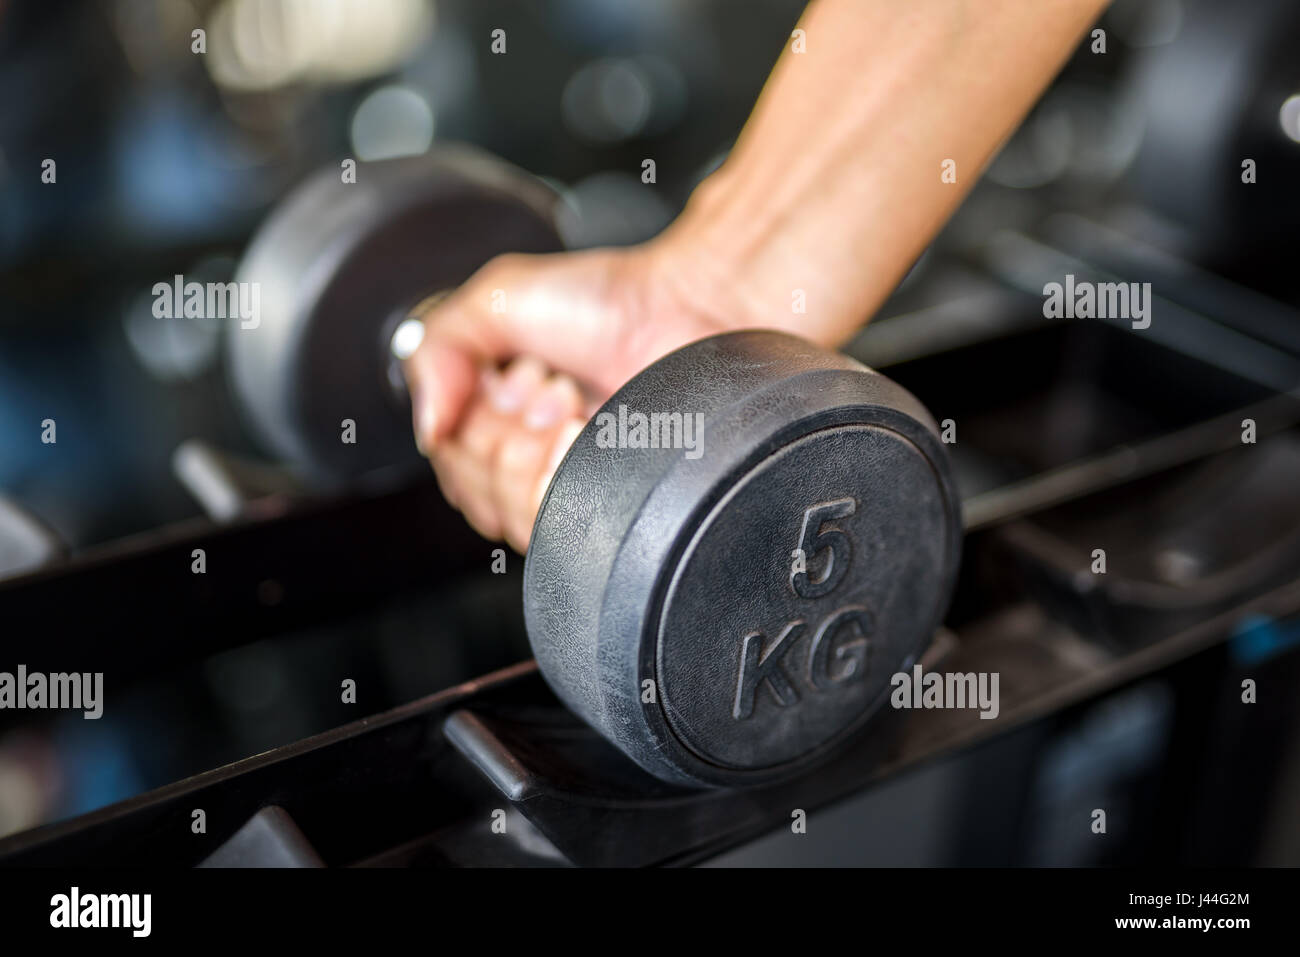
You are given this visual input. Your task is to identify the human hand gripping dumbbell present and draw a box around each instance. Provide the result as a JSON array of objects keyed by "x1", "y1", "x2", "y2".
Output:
[
  {"x1": 227, "y1": 150, "x2": 962, "y2": 787},
  {"x1": 228, "y1": 0, "x2": 1108, "y2": 785},
  {"x1": 402, "y1": 0, "x2": 1111, "y2": 554}
]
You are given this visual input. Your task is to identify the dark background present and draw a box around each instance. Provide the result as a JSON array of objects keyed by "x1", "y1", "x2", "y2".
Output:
[{"x1": 1, "y1": 0, "x2": 1298, "y2": 865}]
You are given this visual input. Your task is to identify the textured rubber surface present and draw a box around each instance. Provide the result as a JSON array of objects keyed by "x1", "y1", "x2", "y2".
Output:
[{"x1": 523, "y1": 331, "x2": 962, "y2": 787}]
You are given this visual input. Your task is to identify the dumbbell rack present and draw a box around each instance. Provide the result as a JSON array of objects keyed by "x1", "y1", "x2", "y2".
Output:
[
  {"x1": 3, "y1": 235, "x2": 1300, "y2": 866},
  {"x1": 1, "y1": 568, "x2": 1296, "y2": 867}
]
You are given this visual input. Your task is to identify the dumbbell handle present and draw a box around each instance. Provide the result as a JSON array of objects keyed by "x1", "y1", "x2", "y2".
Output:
[{"x1": 383, "y1": 292, "x2": 452, "y2": 399}]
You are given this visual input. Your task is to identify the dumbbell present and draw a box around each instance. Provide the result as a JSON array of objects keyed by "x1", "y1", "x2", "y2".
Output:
[
  {"x1": 525, "y1": 330, "x2": 962, "y2": 787},
  {"x1": 226, "y1": 146, "x2": 564, "y2": 484},
  {"x1": 229, "y1": 148, "x2": 961, "y2": 789}
]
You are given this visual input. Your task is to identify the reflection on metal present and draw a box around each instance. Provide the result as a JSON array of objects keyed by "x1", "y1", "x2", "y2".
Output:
[{"x1": 963, "y1": 393, "x2": 1300, "y2": 531}]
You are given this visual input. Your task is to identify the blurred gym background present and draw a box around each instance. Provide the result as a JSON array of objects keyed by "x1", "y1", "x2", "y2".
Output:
[
  {"x1": 0, "y1": 0, "x2": 802, "y2": 550},
  {"x1": 5, "y1": 0, "x2": 808, "y2": 843},
  {"x1": 1, "y1": 0, "x2": 1298, "y2": 863}
]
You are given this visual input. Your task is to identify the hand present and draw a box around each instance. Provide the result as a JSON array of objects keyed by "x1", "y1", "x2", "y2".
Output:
[
  {"x1": 402, "y1": 239, "x2": 737, "y2": 553},
  {"x1": 405, "y1": 0, "x2": 1109, "y2": 552}
]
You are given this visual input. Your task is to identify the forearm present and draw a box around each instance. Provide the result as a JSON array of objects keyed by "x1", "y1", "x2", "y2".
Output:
[{"x1": 661, "y1": 0, "x2": 1110, "y2": 345}]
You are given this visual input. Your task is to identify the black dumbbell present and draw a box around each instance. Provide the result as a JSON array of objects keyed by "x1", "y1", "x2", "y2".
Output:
[
  {"x1": 524, "y1": 330, "x2": 962, "y2": 787},
  {"x1": 230, "y1": 149, "x2": 961, "y2": 789},
  {"x1": 226, "y1": 146, "x2": 563, "y2": 484}
]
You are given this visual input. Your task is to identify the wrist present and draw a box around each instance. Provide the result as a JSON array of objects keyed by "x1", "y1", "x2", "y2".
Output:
[{"x1": 647, "y1": 167, "x2": 876, "y2": 347}]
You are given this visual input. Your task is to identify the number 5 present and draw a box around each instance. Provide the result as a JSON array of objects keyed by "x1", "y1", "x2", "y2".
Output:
[{"x1": 790, "y1": 498, "x2": 856, "y2": 599}]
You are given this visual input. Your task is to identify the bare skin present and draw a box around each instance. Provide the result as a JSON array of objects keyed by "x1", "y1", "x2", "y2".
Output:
[{"x1": 404, "y1": 0, "x2": 1111, "y2": 552}]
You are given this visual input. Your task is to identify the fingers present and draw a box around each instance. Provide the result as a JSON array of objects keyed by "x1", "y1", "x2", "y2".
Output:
[
  {"x1": 430, "y1": 358, "x2": 586, "y2": 552},
  {"x1": 401, "y1": 244, "x2": 731, "y2": 551},
  {"x1": 403, "y1": 249, "x2": 650, "y2": 428},
  {"x1": 400, "y1": 249, "x2": 632, "y2": 551}
]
